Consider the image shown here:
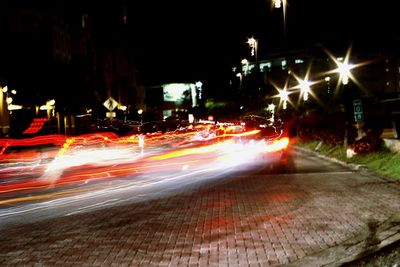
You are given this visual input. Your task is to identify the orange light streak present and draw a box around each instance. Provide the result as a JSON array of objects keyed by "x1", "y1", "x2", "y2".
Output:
[
  {"x1": 0, "y1": 188, "x2": 91, "y2": 205},
  {"x1": 149, "y1": 140, "x2": 235, "y2": 160},
  {"x1": 262, "y1": 137, "x2": 289, "y2": 153}
]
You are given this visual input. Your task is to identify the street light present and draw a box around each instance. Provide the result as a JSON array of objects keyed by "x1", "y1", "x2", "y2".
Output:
[
  {"x1": 195, "y1": 81, "x2": 203, "y2": 101},
  {"x1": 277, "y1": 88, "x2": 290, "y2": 110},
  {"x1": 322, "y1": 46, "x2": 364, "y2": 95},
  {"x1": 274, "y1": 0, "x2": 282, "y2": 8},
  {"x1": 299, "y1": 79, "x2": 311, "y2": 101},
  {"x1": 291, "y1": 70, "x2": 315, "y2": 103},
  {"x1": 325, "y1": 76, "x2": 331, "y2": 94},
  {"x1": 39, "y1": 99, "x2": 56, "y2": 118},
  {"x1": 247, "y1": 37, "x2": 260, "y2": 95},
  {"x1": 323, "y1": 46, "x2": 364, "y2": 147},
  {"x1": 48, "y1": 99, "x2": 56, "y2": 106},
  {"x1": 241, "y1": 58, "x2": 249, "y2": 75},
  {"x1": 337, "y1": 61, "x2": 354, "y2": 85},
  {"x1": 247, "y1": 37, "x2": 258, "y2": 69},
  {"x1": 138, "y1": 109, "x2": 143, "y2": 124},
  {"x1": 236, "y1": 73, "x2": 243, "y2": 87},
  {"x1": 2, "y1": 87, "x2": 22, "y2": 112}
]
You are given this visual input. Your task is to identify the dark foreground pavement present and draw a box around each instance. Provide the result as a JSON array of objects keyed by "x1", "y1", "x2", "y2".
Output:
[
  {"x1": 0, "y1": 148, "x2": 399, "y2": 266},
  {"x1": 343, "y1": 239, "x2": 400, "y2": 266}
]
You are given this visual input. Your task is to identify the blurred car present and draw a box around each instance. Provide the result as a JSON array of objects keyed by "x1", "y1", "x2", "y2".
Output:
[
  {"x1": 239, "y1": 115, "x2": 292, "y2": 172},
  {"x1": 0, "y1": 135, "x2": 66, "y2": 164},
  {"x1": 140, "y1": 119, "x2": 189, "y2": 134},
  {"x1": 96, "y1": 118, "x2": 141, "y2": 135}
]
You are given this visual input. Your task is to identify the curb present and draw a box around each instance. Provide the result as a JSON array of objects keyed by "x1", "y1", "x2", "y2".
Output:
[
  {"x1": 293, "y1": 145, "x2": 400, "y2": 185},
  {"x1": 292, "y1": 145, "x2": 400, "y2": 266},
  {"x1": 293, "y1": 145, "x2": 368, "y2": 172}
]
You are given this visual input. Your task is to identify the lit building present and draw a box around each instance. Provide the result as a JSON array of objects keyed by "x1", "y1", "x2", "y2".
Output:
[{"x1": 232, "y1": 45, "x2": 400, "y2": 132}]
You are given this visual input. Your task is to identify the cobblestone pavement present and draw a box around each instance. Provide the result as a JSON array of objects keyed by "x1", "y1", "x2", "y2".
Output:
[{"x1": 0, "y1": 149, "x2": 399, "y2": 266}]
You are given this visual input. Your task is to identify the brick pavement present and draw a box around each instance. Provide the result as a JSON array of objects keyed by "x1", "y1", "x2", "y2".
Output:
[{"x1": 0, "y1": 150, "x2": 399, "y2": 266}]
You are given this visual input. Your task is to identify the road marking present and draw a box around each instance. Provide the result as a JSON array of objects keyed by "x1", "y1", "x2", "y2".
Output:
[
  {"x1": 243, "y1": 171, "x2": 354, "y2": 177},
  {"x1": 293, "y1": 171, "x2": 353, "y2": 175},
  {"x1": 64, "y1": 198, "x2": 120, "y2": 216}
]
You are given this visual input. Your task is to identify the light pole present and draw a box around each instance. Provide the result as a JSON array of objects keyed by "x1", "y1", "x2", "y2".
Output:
[
  {"x1": 299, "y1": 80, "x2": 311, "y2": 101},
  {"x1": 325, "y1": 76, "x2": 331, "y2": 94},
  {"x1": 40, "y1": 99, "x2": 56, "y2": 119},
  {"x1": 273, "y1": 0, "x2": 287, "y2": 43},
  {"x1": 247, "y1": 37, "x2": 261, "y2": 103},
  {"x1": 267, "y1": 103, "x2": 276, "y2": 123},
  {"x1": 241, "y1": 58, "x2": 249, "y2": 75},
  {"x1": 322, "y1": 46, "x2": 367, "y2": 148},
  {"x1": 236, "y1": 73, "x2": 243, "y2": 88},
  {"x1": 138, "y1": 109, "x2": 143, "y2": 124},
  {"x1": 247, "y1": 37, "x2": 258, "y2": 69},
  {"x1": 323, "y1": 46, "x2": 356, "y2": 96},
  {"x1": 337, "y1": 61, "x2": 353, "y2": 86},
  {"x1": 0, "y1": 86, "x2": 10, "y2": 137},
  {"x1": 335, "y1": 57, "x2": 355, "y2": 148},
  {"x1": 290, "y1": 70, "x2": 315, "y2": 104},
  {"x1": 278, "y1": 88, "x2": 289, "y2": 110}
]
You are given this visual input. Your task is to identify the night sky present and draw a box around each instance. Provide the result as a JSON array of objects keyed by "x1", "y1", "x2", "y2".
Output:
[
  {"x1": 128, "y1": 0, "x2": 399, "y2": 87},
  {"x1": 2, "y1": 0, "x2": 399, "y2": 92}
]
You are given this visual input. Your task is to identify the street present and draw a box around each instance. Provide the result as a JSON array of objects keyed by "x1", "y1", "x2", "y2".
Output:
[
  {"x1": 1, "y1": 1, "x2": 399, "y2": 266},
  {"x1": 0, "y1": 146, "x2": 399, "y2": 266}
]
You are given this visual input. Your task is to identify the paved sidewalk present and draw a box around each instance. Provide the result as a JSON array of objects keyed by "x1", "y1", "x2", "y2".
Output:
[{"x1": 0, "y1": 149, "x2": 399, "y2": 266}]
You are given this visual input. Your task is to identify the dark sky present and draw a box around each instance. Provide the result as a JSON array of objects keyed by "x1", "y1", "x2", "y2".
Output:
[
  {"x1": 2, "y1": 0, "x2": 399, "y2": 91},
  {"x1": 127, "y1": 0, "x2": 399, "y2": 87}
]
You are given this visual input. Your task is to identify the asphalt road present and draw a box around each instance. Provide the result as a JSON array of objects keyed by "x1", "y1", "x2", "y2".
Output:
[{"x1": 0, "y1": 147, "x2": 399, "y2": 266}]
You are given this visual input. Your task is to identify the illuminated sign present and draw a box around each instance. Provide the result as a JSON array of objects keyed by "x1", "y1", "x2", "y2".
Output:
[{"x1": 163, "y1": 83, "x2": 191, "y2": 103}]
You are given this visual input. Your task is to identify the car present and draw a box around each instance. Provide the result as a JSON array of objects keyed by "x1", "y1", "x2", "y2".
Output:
[
  {"x1": 239, "y1": 115, "x2": 293, "y2": 172},
  {"x1": 0, "y1": 135, "x2": 66, "y2": 164}
]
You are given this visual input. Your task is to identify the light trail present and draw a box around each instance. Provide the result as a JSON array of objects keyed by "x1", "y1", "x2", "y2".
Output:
[{"x1": 0, "y1": 127, "x2": 289, "y2": 209}]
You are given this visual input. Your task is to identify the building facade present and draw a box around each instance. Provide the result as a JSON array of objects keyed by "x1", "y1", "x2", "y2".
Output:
[{"x1": 0, "y1": 1, "x2": 142, "y2": 137}]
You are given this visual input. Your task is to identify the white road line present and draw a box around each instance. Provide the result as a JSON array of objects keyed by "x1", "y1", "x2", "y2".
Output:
[{"x1": 247, "y1": 171, "x2": 354, "y2": 177}]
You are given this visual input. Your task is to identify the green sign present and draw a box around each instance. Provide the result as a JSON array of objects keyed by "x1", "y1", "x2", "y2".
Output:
[{"x1": 353, "y1": 99, "x2": 363, "y2": 122}]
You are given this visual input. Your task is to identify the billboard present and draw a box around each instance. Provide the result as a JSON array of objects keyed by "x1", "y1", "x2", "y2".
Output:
[{"x1": 162, "y1": 83, "x2": 191, "y2": 103}]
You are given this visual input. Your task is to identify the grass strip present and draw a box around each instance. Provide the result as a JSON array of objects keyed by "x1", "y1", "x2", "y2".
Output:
[{"x1": 296, "y1": 140, "x2": 400, "y2": 180}]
